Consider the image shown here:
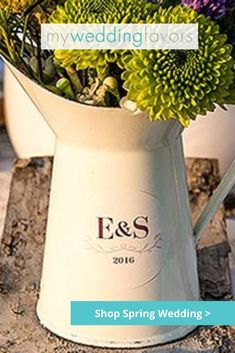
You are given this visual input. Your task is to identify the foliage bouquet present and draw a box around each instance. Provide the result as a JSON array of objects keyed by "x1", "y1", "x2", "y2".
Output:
[{"x1": 0, "y1": 0, "x2": 235, "y2": 127}]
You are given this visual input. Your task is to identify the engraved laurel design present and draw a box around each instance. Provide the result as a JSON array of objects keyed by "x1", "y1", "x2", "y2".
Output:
[{"x1": 85, "y1": 233, "x2": 162, "y2": 255}]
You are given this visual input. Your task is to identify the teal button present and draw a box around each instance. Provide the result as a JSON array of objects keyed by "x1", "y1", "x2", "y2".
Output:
[{"x1": 71, "y1": 301, "x2": 235, "y2": 326}]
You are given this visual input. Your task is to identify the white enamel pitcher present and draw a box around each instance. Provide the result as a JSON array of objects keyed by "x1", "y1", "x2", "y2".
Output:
[{"x1": 7, "y1": 64, "x2": 235, "y2": 348}]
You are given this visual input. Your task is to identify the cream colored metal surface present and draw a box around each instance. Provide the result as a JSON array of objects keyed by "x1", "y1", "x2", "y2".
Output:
[
  {"x1": 4, "y1": 67, "x2": 55, "y2": 158},
  {"x1": 183, "y1": 106, "x2": 235, "y2": 175},
  {"x1": 8, "y1": 65, "x2": 235, "y2": 347}
]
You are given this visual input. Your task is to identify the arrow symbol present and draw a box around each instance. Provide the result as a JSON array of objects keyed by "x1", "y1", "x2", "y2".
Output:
[{"x1": 205, "y1": 311, "x2": 211, "y2": 317}]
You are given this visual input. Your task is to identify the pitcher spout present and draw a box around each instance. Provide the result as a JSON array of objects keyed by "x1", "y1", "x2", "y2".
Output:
[{"x1": 6, "y1": 61, "x2": 183, "y2": 151}]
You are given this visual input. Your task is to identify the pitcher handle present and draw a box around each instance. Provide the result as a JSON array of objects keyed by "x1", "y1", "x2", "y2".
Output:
[{"x1": 193, "y1": 159, "x2": 235, "y2": 243}]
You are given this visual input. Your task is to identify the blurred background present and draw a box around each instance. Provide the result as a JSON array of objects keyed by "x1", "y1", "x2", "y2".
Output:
[
  {"x1": 0, "y1": 57, "x2": 235, "y2": 295},
  {"x1": 0, "y1": 59, "x2": 16, "y2": 237}
]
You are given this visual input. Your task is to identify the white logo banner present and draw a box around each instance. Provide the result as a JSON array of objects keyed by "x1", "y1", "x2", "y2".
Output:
[{"x1": 41, "y1": 23, "x2": 198, "y2": 50}]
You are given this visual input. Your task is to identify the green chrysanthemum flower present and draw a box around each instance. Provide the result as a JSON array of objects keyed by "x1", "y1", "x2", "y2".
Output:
[
  {"x1": 50, "y1": 0, "x2": 158, "y2": 79},
  {"x1": 122, "y1": 5, "x2": 235, "y2": 127},
  {"x1": 54, "y1": 49, "x2": 120, "y2": 79},
  {"x1": 51, "y1": 0, "x2": 157, "y2": 24}
]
